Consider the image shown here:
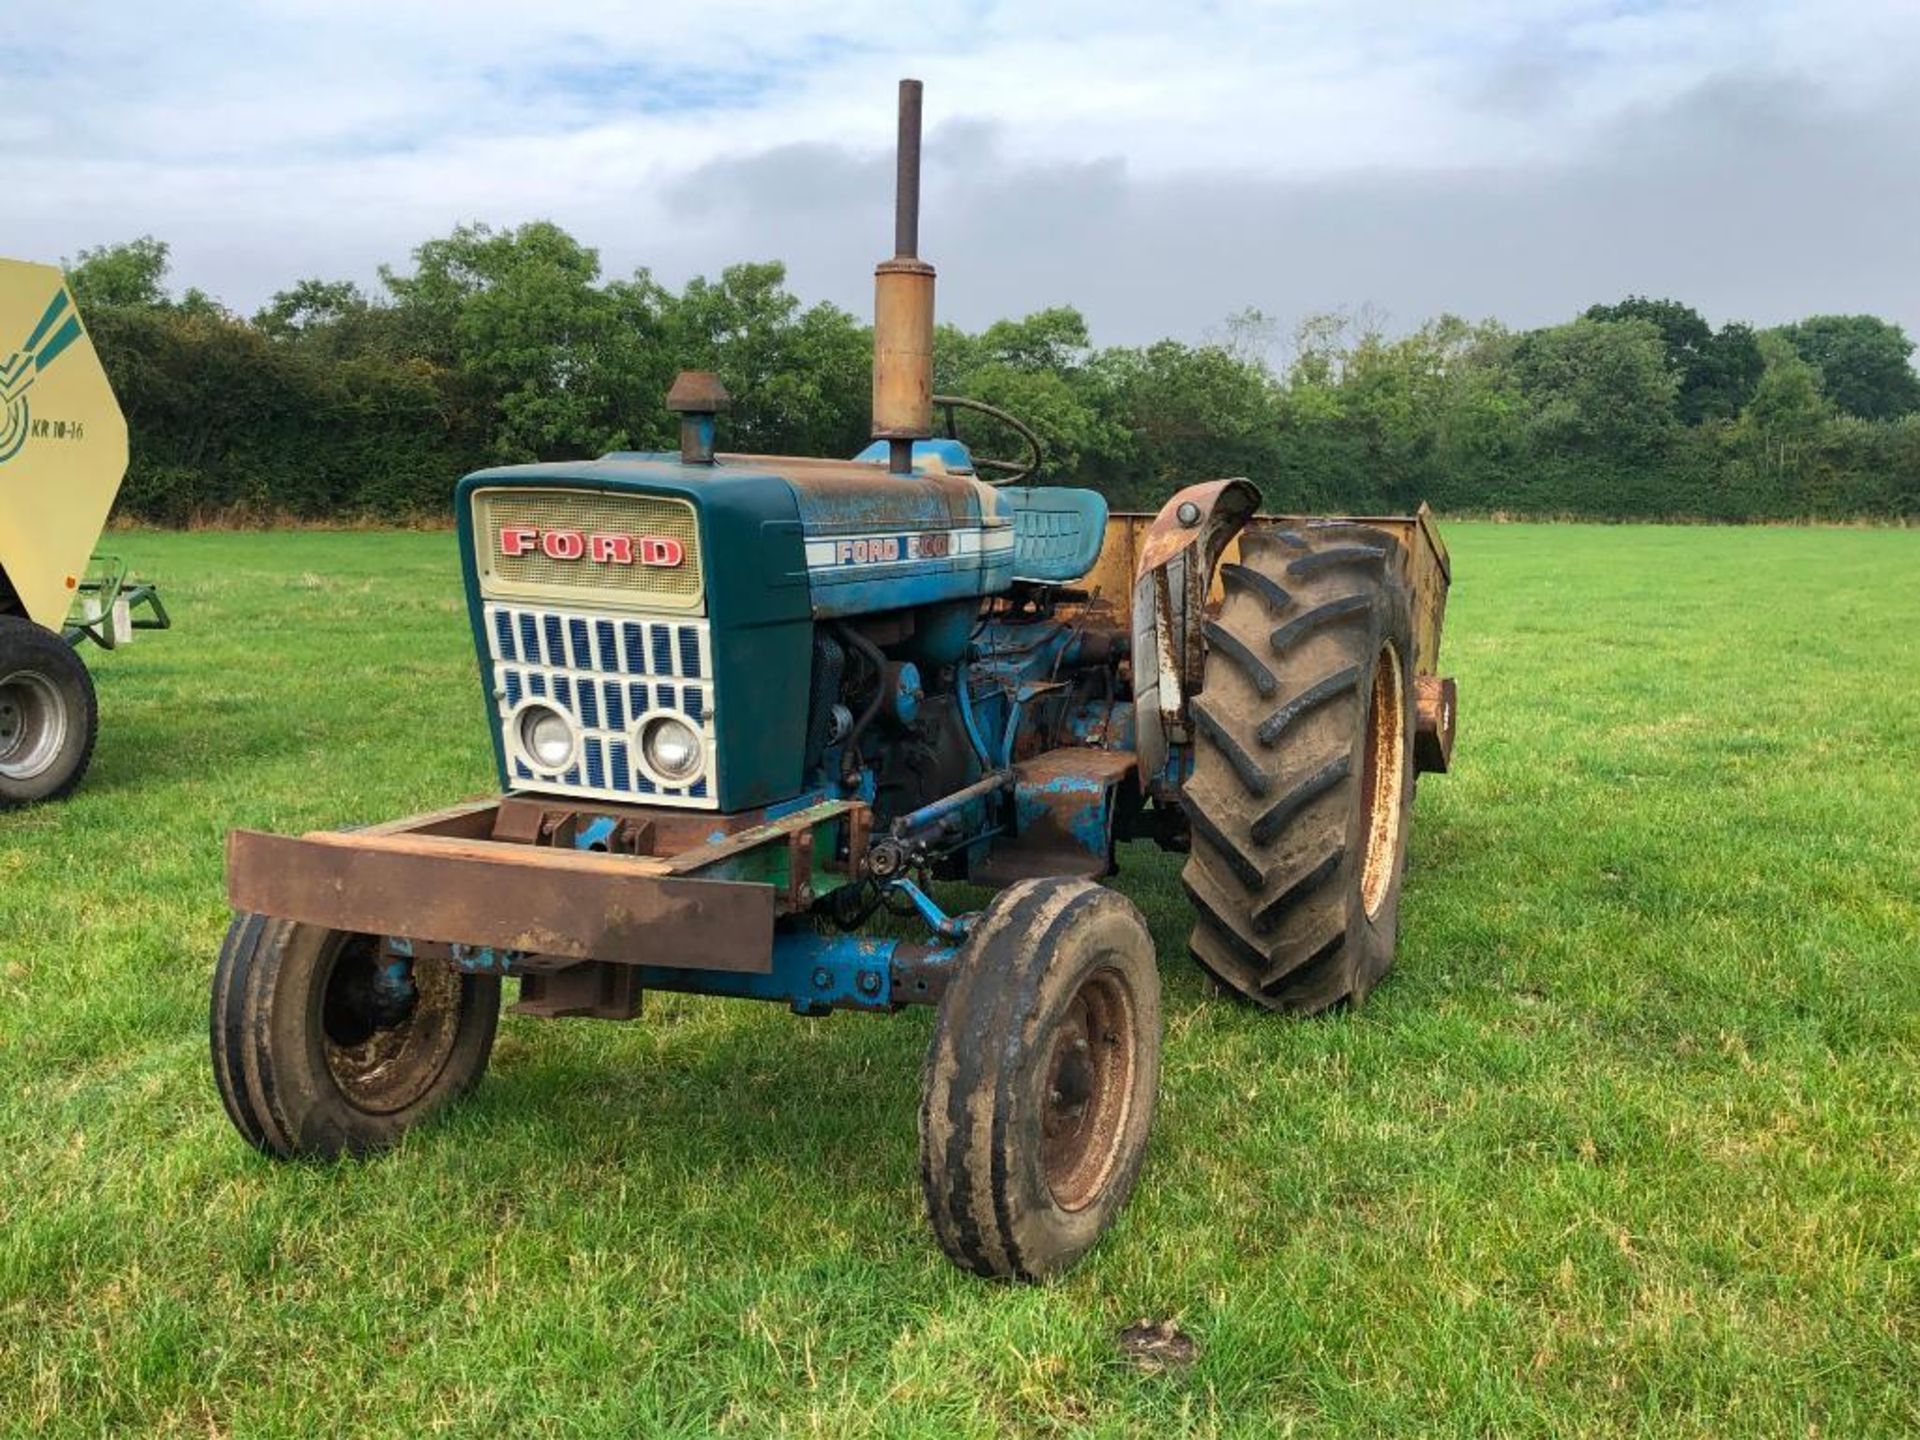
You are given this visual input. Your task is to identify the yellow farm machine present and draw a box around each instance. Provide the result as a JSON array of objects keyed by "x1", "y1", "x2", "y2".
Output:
[{"x1": 0, "y1": 258, "x2": 168, "y2": 805}]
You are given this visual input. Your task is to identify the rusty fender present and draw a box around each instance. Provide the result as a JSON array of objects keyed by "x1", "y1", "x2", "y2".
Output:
[{"x1": 1129, "y1": 478, "x2": 1262, "y2": 785}]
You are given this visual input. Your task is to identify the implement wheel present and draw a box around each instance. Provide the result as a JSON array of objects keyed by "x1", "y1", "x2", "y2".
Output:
[
  {"x1": 920, "y1": 878, "x2": 1161, "y2": 1280},
  {"x1": 210, "y1": 914, "x2": 500, "y2": 1157},
  {"x1": 1182, "y1": 522, "x2": 1418, "y2": 1012},
  {"x1": 0, "y1": 616, "x2": 97, "y2": 807}
]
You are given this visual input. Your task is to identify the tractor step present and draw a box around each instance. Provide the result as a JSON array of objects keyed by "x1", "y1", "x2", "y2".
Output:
[{"x1": 974, "y1": 748, "x2": 1137, "y2": 886}]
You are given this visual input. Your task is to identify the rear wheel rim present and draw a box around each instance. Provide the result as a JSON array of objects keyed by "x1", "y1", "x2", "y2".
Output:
[
  {"x1": 0, "y1": 670, "x2": 68, "y2": 781},
  {"x1": 1041, "y1": 964, "x2": 1138, "y2": 1213},
  {"x1": 1358, "y1": 640, "x2": 1409, "y2": 919},
  {"x1": 318, "y1": 934, "x2": 463, "y2": 1114}
]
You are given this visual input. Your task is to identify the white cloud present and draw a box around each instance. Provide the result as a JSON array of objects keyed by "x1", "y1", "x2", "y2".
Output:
[{"x1": 2, "y1": 1, "x2": 1915, "y2": 343}]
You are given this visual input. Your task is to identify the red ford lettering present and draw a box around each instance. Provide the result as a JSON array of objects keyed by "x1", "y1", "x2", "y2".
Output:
[
  {"x1": 637, "y1": 536, "x2": 685, "y2": 567},
  {"x1": 498, "y1": 527, "x2": 685, "y2": 568}
]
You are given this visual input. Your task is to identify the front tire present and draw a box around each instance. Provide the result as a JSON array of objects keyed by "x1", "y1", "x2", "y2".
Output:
[
  {"x1": 920, "y1": 878, "x2": 1162, "y2": 1280},
  {"x1": 0, "y1": 616, "x2": 98, "y2": 807},
  {"x1": 1181, "y1": 521, "x2": 1419, "y2": 1012},
  {"x1": 210, "y1": 914, "x2": 501, "y2": 1158}
]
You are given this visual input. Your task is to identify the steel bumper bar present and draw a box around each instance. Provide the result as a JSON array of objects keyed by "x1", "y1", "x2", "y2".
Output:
[{"x1": 227, "y1": 827, "x2": 777, "y2": 973}]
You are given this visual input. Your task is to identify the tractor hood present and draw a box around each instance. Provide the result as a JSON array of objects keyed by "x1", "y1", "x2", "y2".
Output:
[
  {"x1": 451, "y1": 450, "x2": 1012, "y2": 815},
  {"x1": 456, "y1": 449, "x2": 1013, "y2": 623}
]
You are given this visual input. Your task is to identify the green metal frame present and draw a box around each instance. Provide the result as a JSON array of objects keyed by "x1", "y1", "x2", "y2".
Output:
[{"x1": 63, "y1": 553, "x2": 170, "y2": 651}]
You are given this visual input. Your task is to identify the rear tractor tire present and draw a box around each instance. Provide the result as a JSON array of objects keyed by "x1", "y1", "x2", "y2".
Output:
[
  {"x1": 920, "y1": 878, "x2": 1162, "y2": 1280},
  {"x1": 1181, "y1": 522, "x2": 1418, "y2": 1012},
  {"x1": 211, "y1": 914, "x2": 501, "y2": 1158},
  {"x1": 0, "y1": 616, "x2": 98, "y2": 807}
]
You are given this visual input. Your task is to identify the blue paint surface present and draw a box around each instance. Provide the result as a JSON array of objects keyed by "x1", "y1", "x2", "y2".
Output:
[
  {"x1": 442, "y1": 929, "x2": 960, "y2": 1015},
  {"x1": 848, "y1": 437, "x2": 977, "y2": 473},
  {"x1": 1015, "y1": 765, "x2": 1115, "y2": 862}
]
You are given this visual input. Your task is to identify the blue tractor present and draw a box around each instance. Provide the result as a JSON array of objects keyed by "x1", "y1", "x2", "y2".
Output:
[{"x1": 213, "y1": 81, "x2": 1457, "y2": 1278}]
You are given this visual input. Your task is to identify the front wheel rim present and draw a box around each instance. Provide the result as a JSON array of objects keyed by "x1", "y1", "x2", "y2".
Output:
[
  {"x1": 0, "y1": 670, "x2": 69, "y2": 781},
  {"x1": 1041, "y1": 964, "x2": 1139, "y2": 1212},
  {"x1": 318, "y1": 934, "x2": 464, "y2": 1114}
]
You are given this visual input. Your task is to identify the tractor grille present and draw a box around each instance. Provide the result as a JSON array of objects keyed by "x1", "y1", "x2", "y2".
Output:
[
  {"x1": 472, "y1": 487, "x2": 704, "y2": 612},
  {"x1": 485, "y1": 601, "x2": 717, "y2": 808}
]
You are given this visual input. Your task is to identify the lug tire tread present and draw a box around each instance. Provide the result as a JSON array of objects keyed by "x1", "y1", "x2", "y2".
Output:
[{"x1": 1179, "y1": 522, "x2": 1419, "y2": 1012}]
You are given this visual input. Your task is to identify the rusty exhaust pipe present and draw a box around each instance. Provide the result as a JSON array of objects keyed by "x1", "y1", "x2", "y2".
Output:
[
  {"x1": 894, "y1": 76, "x2": 923, "y2": 259},
  {"x1": 872, "y1": 78, "x2": 935, "y2": 476}
]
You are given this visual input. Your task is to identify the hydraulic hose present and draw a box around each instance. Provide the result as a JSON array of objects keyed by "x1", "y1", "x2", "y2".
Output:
[
  {"x1": 955, "y1": 660, "x2": 994, "y2": 774},
  {"x1": 835, "y1": 622, "x2": 890, "y2": 786}
]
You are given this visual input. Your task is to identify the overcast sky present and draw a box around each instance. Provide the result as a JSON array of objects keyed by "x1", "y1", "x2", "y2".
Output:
[{"x1": 4, "y1": 2, "x2": 1916, "y2": 352}]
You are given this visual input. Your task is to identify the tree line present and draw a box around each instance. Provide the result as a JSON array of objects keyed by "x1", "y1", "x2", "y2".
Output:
[{"x1": 63, "y1": 227, "x2": 1920, "y2": 524}]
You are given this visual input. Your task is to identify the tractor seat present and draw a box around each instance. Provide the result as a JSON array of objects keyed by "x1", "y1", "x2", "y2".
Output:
[{"x1": 1001, "y1": 486, "x2": 1109, "y2": 584}]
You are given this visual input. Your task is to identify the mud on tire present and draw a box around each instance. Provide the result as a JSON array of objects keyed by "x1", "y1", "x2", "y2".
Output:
[
  {"x1": 919, "y1": 878, "x2": 1162, "y2": 1280},
  {"x1": 211, "y1": 914, "x2": 501, "y2": 1158},
  {"x1": 1181, "y1": 522, "x2": 1418, "y2": 1012}
]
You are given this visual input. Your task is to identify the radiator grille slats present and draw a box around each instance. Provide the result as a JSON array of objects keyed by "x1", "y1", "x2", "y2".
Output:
[{"x1": 486, "y1": 601, "x2": 716, "y2": 809}]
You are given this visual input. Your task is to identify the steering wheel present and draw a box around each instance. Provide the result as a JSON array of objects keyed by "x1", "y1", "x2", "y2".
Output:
[{"x1": 932, "y1": 394, "x2": 1042, "y2": 487}]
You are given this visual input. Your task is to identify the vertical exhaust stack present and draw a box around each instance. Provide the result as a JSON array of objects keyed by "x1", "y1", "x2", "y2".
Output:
[{"x1": 872, "y1": 79, "x2": 936, "y2": 476}]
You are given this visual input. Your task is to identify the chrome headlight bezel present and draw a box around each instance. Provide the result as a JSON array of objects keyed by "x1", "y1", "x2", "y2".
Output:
[
  {"x1": 511, "y1": 700, "x2": 579, "y2": 775},
  {"x1": 636, "y1": 713, "x2": 705, "y2": 786}
]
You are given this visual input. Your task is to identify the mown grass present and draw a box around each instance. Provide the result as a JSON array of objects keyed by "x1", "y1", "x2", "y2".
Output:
[{"x1": 1, "y1": 523, "x2": 1915, "y2": 1437}]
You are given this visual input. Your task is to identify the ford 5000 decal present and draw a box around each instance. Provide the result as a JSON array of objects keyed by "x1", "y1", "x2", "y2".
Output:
[{"x1": 832, "y1": 531, "x2": 953, "y2": 566}]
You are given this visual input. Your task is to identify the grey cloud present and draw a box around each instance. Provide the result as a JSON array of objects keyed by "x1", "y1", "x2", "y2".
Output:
[
  {"x1": 640, "y1": 70, "x2": 1920, "y2": 348},
  {"x1": 9, "y1": 66, "x2": 1914, "y2": 356}
]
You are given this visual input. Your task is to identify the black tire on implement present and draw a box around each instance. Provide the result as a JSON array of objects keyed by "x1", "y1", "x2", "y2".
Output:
[
  {"x1": 920, "y1": 878, "x2": 1162, "y2": 1280},
  {"x1": 211, "y1": 914, "x2": 501, "y2": 1158},
  {"x1": 1181, "y1": 522, "x2": 1418, "y2": 1012},
  {"x1": 0, "y1": 615, "x2": 98, "y2": 807}
]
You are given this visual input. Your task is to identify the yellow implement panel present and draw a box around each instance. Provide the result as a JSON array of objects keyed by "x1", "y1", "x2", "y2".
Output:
[{"x1": 0, "y1": 259, "x2": 129, "y2": 630}]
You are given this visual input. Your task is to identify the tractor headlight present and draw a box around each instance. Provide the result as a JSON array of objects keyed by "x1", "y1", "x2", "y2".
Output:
[
  {"x1": 641, "y1": 715, "x2": 703, "y2": 783},
  {"x1": 517, "y1": 703, "x2": 577, "y2": 772}
]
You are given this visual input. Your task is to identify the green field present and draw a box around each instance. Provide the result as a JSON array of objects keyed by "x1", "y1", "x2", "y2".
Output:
[{"x1": 2, "y1": 524, "x2": 1915, "y2": 1437}]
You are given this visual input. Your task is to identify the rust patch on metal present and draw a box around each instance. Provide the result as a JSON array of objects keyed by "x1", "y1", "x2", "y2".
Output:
[
  {"x1": 1414, "y1": 673, "x2": 1457, "y2": 775},
  {"x1": 227, "y1": 829, "x2": 775, "y2": 972},
  {"x1": 1085, "y1": 502, "x2": 1452, "y2": 683},
  {"x1": 323, "y1": 933, "x2": 464, "y2": 1112},
  {"x1": 845, "y1": 803, "x2": 873, "y2": 877},
  {"x1": 785, "y1": 828, "x2": 814, "y2": 909},
  {"x1": 972, "y1": 749, "x2": 1135, "y2": 886},
  {"x1": 357, "y1": 799, "x2": 501, "y2": 840},
  {"x1": 1358, "y1": 641, "x2": 1410, "y2": 919},
  {"x1": 1127, "y1": 478, "x2": 1263, "y2": 782},
  {"x1": 658, "y1": 799, "x2": 852, "y2": 874},
  {"x1": 1134, "y1": 478, "x2": 1261, "y2": 579},
  {"x1": 492, "y1": 796, "x2": 764, "y2": 854},
  {"x1": 1042, "y1": 963, "x2": 1140, "y2": 1213},
  {"x1": 513, "y1": 963, "x2": 643, "y2": 1020}
]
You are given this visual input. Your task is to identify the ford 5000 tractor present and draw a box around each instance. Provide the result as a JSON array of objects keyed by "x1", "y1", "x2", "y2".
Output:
[{"x1": 214, "y1": 82, "x2": 1457, "y2": 1279}]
